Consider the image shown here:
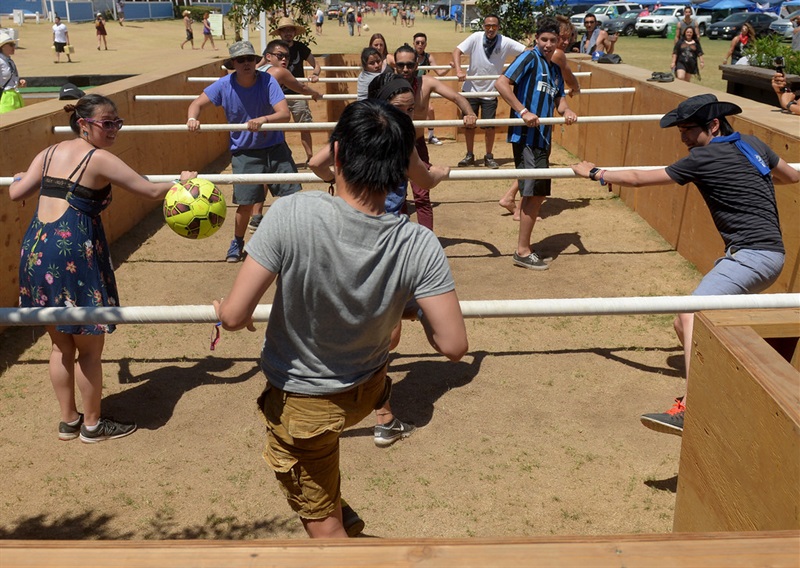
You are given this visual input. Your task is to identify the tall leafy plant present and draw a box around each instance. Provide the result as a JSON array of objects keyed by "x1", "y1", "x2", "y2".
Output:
[
  {"x1": 744, "y1": 34, "x2": 800, "y2": 75},
  {"x1": 227, "y1": 0, "x2": 317, "y2": 44},
  {"x1": 474, "y1": 0, "x2": 567, "y2": 44}
]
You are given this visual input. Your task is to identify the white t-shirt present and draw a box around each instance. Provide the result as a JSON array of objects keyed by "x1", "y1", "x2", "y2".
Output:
[
  {"x1": 456, "y1": 32, "x2": 526, "y2": 96},
  {"x1": 53, "y1": 23, "x2": 68, "y2": 44},
  {"x1": 316, "y1": 8, "x2": 324, "y2": 23}
]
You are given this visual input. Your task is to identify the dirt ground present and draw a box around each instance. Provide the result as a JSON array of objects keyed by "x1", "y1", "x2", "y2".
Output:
[{"x1": 1, "y1": 11, "x2": 703, "y2": 541}]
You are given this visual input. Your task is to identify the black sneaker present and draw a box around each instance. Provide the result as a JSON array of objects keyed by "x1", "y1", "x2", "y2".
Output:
[
  {"x1": 640, "y1": 398, "x2": 685, "y2": 436},
  {"x1": 79, "y1": 417, "x2": 137, "y2": 443},
  {"x1": 373, "y1": 418, "x2": 416, "y2": 447},
  {"x1": 248, "y1": 214, "x2": 263, "y2": 234},
  {"x1": 512, "y1": 251, "x2": 549, "y2": 271},
  {"x1": 341, "y1": 503, "x2": 365, "y2": 537},
  {"x1": 58, "y1": 413, "x2": 84, "y2": 441},
  {"x1": 484, "y1": 154, "x2": 499, "y2": 169},
  {"x1": 457, "y1": 153, "x2": 475, "y2": 167}
]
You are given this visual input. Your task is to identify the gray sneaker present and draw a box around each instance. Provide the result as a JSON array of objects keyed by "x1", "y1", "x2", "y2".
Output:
[
  {"x1": 79, "y1": 417, "x2": 137, "y2": 443},
  {"x1": 484, "y1": 154, "x2": 499, "y2": 169},
  {"x1": 341, "y1": 503, "x2": 365, "y2": 537},
  {"x1": 513, "y1": 251, "x2": 549, "y2": 271},
  {"x1": 374, "y1": 418, "x2": 416, "y2": 447},
  {"x1": 58, "y1": 413, "x2": 84, "y2": 441},
  {"x1": 640, "y1": 398, "x2": 685, "y2": 436}
]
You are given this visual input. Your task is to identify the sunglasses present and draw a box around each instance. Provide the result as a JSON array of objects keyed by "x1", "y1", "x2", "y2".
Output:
[
  {"x1": 584, "y1": 19, "x2": 596, "y2": 24},
  {"x1": 484, "y1": 24, "x2": 498, "y2": 29},
  {"x1": 268, "y1": 52, "x2": 288, "y2": 60},
  {"x1": 234, "y1": 55, "x2": 258, "y2": 64},
  {"x1": 395, "y1": 61, "x2": 416, "y2": 69},
  {"x1": 84, "y1": 117, "x2": 124, "y2": 130}
]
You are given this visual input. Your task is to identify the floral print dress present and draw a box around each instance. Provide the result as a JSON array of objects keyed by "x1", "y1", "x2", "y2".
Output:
[{"x1": 18, "y1": 145, "x2": 118, "y2": 335}]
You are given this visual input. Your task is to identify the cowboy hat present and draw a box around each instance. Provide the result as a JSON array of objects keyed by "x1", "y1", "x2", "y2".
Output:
[
  {"x1": 182, "y1": 10, "x2": 191, "y2": 16},
  {"x1": 270, "y1": 16, "x2": 304, "y2": 36},
  {"x1": 660, "y1": 94, "x2": 742, "y2": 128},
  {"x1": 0, "y1": 32, "x2": 15, "y2": 49},
  {"x1": 223, "y1": 41, "x2": 258, "y2": 69}
]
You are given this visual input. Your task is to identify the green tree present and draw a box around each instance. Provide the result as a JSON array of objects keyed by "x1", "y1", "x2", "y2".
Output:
[
  {"x1": 227, "y1": 0, "x2": 317, "y2": 44},
  {"x1": 474, "y1": 0, "x2": 568, "y2": 43}
]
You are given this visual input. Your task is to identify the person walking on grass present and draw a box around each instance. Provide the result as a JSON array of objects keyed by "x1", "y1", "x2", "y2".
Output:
[
  {"x1": 572, "y1": 94, "x2": 798, "y2": 436},
  {"x1": 215, "y1": 99, "x2": 467, "y2": 538},
  {"x1": 52, "y1": 16, "x2": 72, "y2": 63},
  {"x1": 181, "y1": 10, "x2": 196, "y2": 50},
  {"x1": 495, "y1": 17, "x2": 577, "y2": 272},
  {"x1": 10, "y1": 94, "x2": 195, "y2": 443}
]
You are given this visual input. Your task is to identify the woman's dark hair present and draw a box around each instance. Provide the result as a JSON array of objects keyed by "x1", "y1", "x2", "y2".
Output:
[
  {"x1": 361, "y1": 46, "x2": 381, "y2": 68},
  {"x1": 367, "y1": 72, "x2": 412, "y2": 102},
  {"x1": 64, "y1": 94, "x2": 117, "y2": 135},
  {"x1": 369, "y1": 33, "x2": 389, "y2": 57},
  {"x1": 329, "y1": 100, "x2": 415, "y2": 200}
]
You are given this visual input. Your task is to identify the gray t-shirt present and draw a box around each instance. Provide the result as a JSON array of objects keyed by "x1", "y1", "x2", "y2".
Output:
[{"x1": 245, "y1": 191, "x2": 455, "y2": 394}]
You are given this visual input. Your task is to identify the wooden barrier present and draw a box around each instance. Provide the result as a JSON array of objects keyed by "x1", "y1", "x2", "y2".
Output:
[
  {"x1": 0, "y1": 531, "x2": 798, "y2": 567},
  {"x1": 674, "y1": 309, "x2": 800, "y2": 532}
]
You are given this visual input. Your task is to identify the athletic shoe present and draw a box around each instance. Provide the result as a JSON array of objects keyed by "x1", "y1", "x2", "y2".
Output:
[
  {"x1": 427, "y1": 135, "x2": 442, "y2": 145},
  {"x1": 374, "y1": 418, "x2": 416, "y2": 447},
  {"x1": 457, "y1": 153, "x2": 475, "y2": 167},
  {"x1": 58, "y1": 413, "x2": 84, "y2": 441},
  {"x1": 226, "y1": 239, "x2": 245, "y2": 263},
  {"x1": 512, "y1": 251, "x2": 549, "y2": 271},
  {"x1": 248, "y1": 214, "x2": 263, "y2": 234},
  {"x1": 341, "y1": 503, "x2": 365, "y2": 537},
  {"x1": 640, "y1": 397, "x2": 685, "y2": 436},
  {"x1": 79, "y1": 417, "x2": 137, "y2": 443},
  {"x1": 484, "y1": 154, "x2": 499, "y2": 169}
]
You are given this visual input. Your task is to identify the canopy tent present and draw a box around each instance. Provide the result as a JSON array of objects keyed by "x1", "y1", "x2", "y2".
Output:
[{"x1": 696, "y1": 0, "x2": 756, "y2": 9}]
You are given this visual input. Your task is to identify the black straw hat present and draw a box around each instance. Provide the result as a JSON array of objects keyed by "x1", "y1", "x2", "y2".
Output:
[{"x1": 660, "y1": 94, "x2": 742, "y2": 128}]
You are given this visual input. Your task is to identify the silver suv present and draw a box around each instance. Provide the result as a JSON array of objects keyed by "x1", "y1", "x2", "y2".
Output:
[{"x1": 571, "y1": 3, "x2": 642, "y2": 33}]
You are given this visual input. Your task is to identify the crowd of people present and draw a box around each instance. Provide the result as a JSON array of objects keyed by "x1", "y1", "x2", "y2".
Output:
[{"x1": 4, "y1": 7, "x2": 799, "y2": 541}]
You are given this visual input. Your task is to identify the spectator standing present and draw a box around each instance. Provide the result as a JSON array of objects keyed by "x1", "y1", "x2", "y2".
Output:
[
  {"x1": 95, "y1": 13, "x2": 108, "y2": 51},
  {"x1": 268, "y1": 17, "x2": 321, "y2": 166},
  {"x1": 187, "y1": 41, "x2": 299, "y2": 263},
  {"x1": 672, "y1": 26, "x2": 703, "y2": 82},
  {"x1": 0, "y1": 32, "x2": 25, "y2": 113},
  {"x1": 181, "y1": 10, "x2": 196, "y2": 50},
  {"x1": 674, "y1": 6, "x2": 699, "y2": 44},
  {"x1": 495, "y1": 17, "x2": 577, "y2": 271},
  {"x1": 346, "y1": 8, "x2": 356, "y2": 36},
  {"x1": 315, "y1": 6, "x2": 324, "y2": 34},
  {"x1": 52, "y1": 16, "x2": 72, "y2": 63},
  {"x1": 451, "y1": 14, "x2": 526, "y2": 168},
  {"x1": 723, "y1": 23, "x2": 755, "y2": 65}
]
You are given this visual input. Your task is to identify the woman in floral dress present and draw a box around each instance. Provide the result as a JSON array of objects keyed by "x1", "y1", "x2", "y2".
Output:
[{"x1": 9, "y1": 94, "x2": 194, "y2": 443}]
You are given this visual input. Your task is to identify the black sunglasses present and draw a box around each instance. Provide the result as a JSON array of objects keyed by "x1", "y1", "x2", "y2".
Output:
[
  {"x1": 234, "y1": 55, "x2": 258, "y2": 64},
  {"x1": 395, "y1": 61, "x2": 416, "y2": 69},
  {"x1": 268, "y1": 52, "x2": 288, "y2": 60}
]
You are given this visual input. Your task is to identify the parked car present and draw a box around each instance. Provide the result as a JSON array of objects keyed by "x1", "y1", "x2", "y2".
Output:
[
  {"x1": 327, "y1": 4, "x2": 341, "y2": 19},
  {"x1": 571, "y1": 2, "x2": 642, "y2": 34},
  {"x1": 604, "y1": 9, "x2": 644, "y2": 36},
  {"x1": 706, "y1": 12, "x2": 777, "y2": 40},
  {"x1": 635, "y1": 5, "x2": 712, "y2": 38},
  {"x1": 768, "y1": 18, "x2": 795, "y2": 41}
]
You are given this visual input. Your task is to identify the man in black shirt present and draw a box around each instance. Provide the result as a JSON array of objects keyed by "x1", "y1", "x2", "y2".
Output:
[{"x1": 572, "y1": 94, "x2": 798, "y2": 437}]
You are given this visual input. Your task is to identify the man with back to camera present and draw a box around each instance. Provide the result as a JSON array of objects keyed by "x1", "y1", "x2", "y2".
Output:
[
  {"x1": 186, "y1": 41, "x2": 300, "y2": 263},
  {"x1": 451, "y1": 14, "x2": 526, "y2": 169},
  {"x1": 393, "y1": 43, "x2": 477, "y2": 231},
  {"x1": 495, "y1": 17, "x2": 578, "y2": 272},
  {"x1": 572, "y1": 94, "x2": 799, "y2": 435},
  {"x1": 214, "y1": 99, "x2": 468, "y2": 538}
]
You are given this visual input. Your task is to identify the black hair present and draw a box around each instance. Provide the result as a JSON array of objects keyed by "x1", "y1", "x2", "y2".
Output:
[
  {"x1": 413, "y1": 32, "x2": 427, "y2": 42},
  {"x1": 64, "y1": 94, "x2": 117, "y2": 135},
  {"x1": 484, "y1": 14, "x2": 500, "y2": 24},
  {"x1": 266, "y1": 39, "x2": 289, "y2": 53},
  {"x1": 361, "y1": 46, "x2": 381, "y2": 68},
  {"x1": 393, "y1": 43, "x2": 415, "y2": 60},
  {"x1": 705, "y1": 117, "x2": 734, "y2": 136},
  {"x1": 367, "y1": 72, "x2": 412, "y2": 101},
  {"x1": 329, "y1": 100, "x2": 415, "y2": 200},
  {"x1": 537, "y1": 17, "x2": 560, "y2": 37}
]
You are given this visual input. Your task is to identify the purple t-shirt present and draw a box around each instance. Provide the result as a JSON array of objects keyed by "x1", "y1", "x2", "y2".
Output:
[{"x1": 204, "y1": 71, "x2": 286, "y2": 152}]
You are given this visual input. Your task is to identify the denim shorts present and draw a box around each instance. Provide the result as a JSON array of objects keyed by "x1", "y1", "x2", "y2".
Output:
[
  {"x1": 259, "y1": 364, "x2": 391, "y2": 519},
  {"x1": 230, "y1": 143, "x2": 301, "y2": 204},
  {"x1": 693, "y1": 247, "x2": 785, "y2": 296},
  {"x1": 512, "y1": 143, "x2": 551, "y2": 197}
]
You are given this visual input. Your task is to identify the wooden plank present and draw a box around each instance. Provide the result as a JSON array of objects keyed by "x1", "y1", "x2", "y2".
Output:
[
  {"x1": 0, "y1": 532, "x2": 798, "y2": 568},
  {"x1": 674, "y1": 313, "x2": 800, "y2": 532},
  {"x1": 702, "y1": 309, "x2": 800, "y2": 339}
]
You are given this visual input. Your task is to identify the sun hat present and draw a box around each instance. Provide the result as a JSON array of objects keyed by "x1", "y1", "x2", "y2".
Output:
[
  {"x1": 96, "y1": 12, "x2": 102, "y2": 17},
  {"x1": 270, "y1": 16, "x2": 304, "y2": 36},
  {"x1": 0, "y1": 32, "x2": 15, "y2": 49},
  {"x1": 223, "y1": 40, "x2": 258, "y2": 68},
  {"x1": 182, "y1": 10, "x2": 191, "y2": 16},
  {"x1": 660, "y1": 94, "x2": 742, "y2": 128},
  {"x1": 59, "y1": 83, "x2": 86, "y2": 100}
]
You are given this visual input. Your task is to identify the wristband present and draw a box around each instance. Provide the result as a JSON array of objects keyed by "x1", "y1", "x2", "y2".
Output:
[
  {"x1": 13, "y1": 176, "x2": 22, "y2": 182},
  {"x1": 519, "y1": 108, "x2": 529, "y2": 117},
  {"x1": 787, "y1": 100, "x2": 798, "y2": 110},
  {"x1": 187, "y1": 117, "x2": 198, "y2": 122},
  {"x1": 598, "y1": 169, "x2": 607, "y2": 187}
]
